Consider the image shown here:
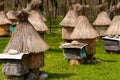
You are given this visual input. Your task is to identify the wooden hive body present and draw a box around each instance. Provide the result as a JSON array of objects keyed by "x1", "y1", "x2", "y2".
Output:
[
  {"x1": 75, "y1": 39, "x2": 96, "y2": 55},
  {"x1": 1, "y1": 54, "x2": 29, "y2": 76},
  {"x1": 103, "y1": 36, "x2": 120, "y2": 52},
  {"x1": 0, "y1": 25, "x2": 10, "y2": 36},
  {"x1": 95, "y1": 25, "x2": 109, "y2": 36},
  {"x1": 62, "y1": 27, "x2": 74, "y2": 41},
  {"x1": 29, "y1": 52, "x2": 44, "y2": 69}
]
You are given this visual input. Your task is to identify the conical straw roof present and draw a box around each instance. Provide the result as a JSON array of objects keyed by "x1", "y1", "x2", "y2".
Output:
[
  {"x1": 27, "y1": 0, "x2": 48, "y2": 31},
  {"x1": 59, "y1": 9, "x2": 78, "y2": 27},
  {"x1": 28, "y1": 9, "x2": 48, "y2": 31},
  {"x1": 71, "y1": 16, "x2": 99, "y2": 39},
  {"x1": 7, "y1": 10, "x2": 18, "y2": 20},
  {"x1": 4, "y1": 9, "x2": 49, "y2": 53},
  {"x1": 93, "y1": 3, "x2": 111, "y2": 26},
  {"x1": 93, "y1": 11, "x2": 111, "y2": 26},
  {"x1": 105, "y1": 16, "x2": 120, "y2": 36},
  {"x1": 0, "y1": 11, "x2": 12, "y2": 25}
]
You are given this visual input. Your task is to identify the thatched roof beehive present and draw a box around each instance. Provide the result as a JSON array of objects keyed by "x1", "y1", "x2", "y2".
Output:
[
  {"x1": 4, "y1": 9, "x2": 49, "y2": 53},
  {"x1": 28, "y1": 0, "x2": 48, "y2": 31},
  {"x1": 28, "y1": 10, "x2": 48, "y2": 32},
  {"x1": 105, "y1": 3, "x2": 120, "y2": 36},
  {"x1": 71, "y1": 16, "x2": 99, "y2": 39},
  {"x1": 59, "y1": 10, "x2": 78, "y2": 27},
  {"x1": 93, "y1": 11, "x2": 111, "y2": 26},
  {"x1": 93, "y1": 3, "x2": 111, "y2": 26},
  {"x1": 59, "y1": 3, "x2": 81, "y2": 27},
  {"x1": 0, "y1": 11, "x2": 12, "y2": 25},
  {"x1": 105, "y1": 16, "x2": 120, "y2": 36},
  {"x1": 7, "y1": 10, "x2": 17, "y2": 20}
]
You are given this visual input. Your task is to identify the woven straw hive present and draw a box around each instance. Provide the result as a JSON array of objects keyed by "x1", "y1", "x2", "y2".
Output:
[
  {"x1": 28, "y1": 0, "x2": 48, "y2": 39},
  {"x1": 60, "y1": 3, "x2": 80, "y2": 42},
  {"x1": 0, "y1": 2, "x2": 12, "y2": 36},
  {"x1": 60, "y1": 10, "x2": 78, "y2": 27},
  {"x1": 0, "y1": 11, "x2": 12, "y2": 25},
  {"x1": 71, "y1": 5, "x2": 99, "y2": 60},
  {"x1": 28, "y1": 10, "x2": 48, "y2": 32},
  {"x1": 105, "y1": 3, "x2": 120, "y2": 36},
  {"x1": 7, "y1": 10, "x2": 17, "y2": 20},
  {"x1": 4, "y1": 9, "x2": 49, "y2": 70},
  {"x1": 93, "y1": 3, "x2": 111, "y2": 36},
  {"x1": 105, "y1": 16, "x2": 120, "y2": 36}
]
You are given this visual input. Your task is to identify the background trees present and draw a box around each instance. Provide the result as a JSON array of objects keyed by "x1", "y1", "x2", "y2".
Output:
[{"x1": 2, "y1": 0, "x2": 120, "y2": 25}]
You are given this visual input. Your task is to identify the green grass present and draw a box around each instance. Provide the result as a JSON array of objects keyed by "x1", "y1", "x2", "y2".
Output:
[{"x1": 1, "y1": 27, "x2": 120, "y2": 80}]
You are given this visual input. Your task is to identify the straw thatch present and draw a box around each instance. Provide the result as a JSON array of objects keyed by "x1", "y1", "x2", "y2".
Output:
[
  {"x1": 105, "y1": 16, "x2": 120, "y2": 36},
  {"x1": 93, "y1": 11, "x2": 111, "y2": 36},
  {"x1": 28, "y1": 9, "x2": 48, "y2": 32},
  {"x1": 0, "y1": 11, "x2": 12, "y2": 25},
  {"x1": 93, "y1": 3, "x2": 111, "y2": 26},
  {"x1": 60, "y1": 3, "x2": 81, "y2": 27},
  {"x1": 71, "y1": 16, "x2": 99, "y2": 39},
  {"x1": 7, "y1": 10, "x2": 17, "y2": 20},
  {"x1": 27, "y1": 0, "x2": 47, "y2": 31},
  {"x1": 60, "y1": 3, "x2": 81, "y2": 41},
  {"x1": 4, "y1": 10, "x2": 49, "y2": 53},
  {"x1": 93, "y1": 11, "x2": 111, "y2": 26},
  {"x1": 59, "y1": 10, "x2": 78, "y2": 27},
  {"x1": 26, "y1": 0, "x2": 46, "y2": 22}
]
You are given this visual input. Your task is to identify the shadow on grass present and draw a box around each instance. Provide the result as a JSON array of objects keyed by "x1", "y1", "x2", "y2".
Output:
[
  {"x1": 98, "y1": 58, "x2": 117, "y2": 63},
  {"x1": 47, "y1": 48, "x2": 62, "y2": 53},
  {"x1": 47, "y1": 73, "x2": 75, "y2": 79}
]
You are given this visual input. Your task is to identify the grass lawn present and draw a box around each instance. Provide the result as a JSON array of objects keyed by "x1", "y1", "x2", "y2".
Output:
[{"x1": 1, "y1": 26, "x2": 120, "y2": 80}]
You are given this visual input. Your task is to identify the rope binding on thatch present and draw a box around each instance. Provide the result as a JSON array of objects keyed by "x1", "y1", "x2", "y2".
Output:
[
  {"x1": 78, "y1": 5, "x2": 89, "y2": 16},
  {"x1": 96, "y1": 3, "x2": 107, "y2": 11},
  {"x1": 16, "y1": 9, "x2": 29, "y2": 22},
  {"x1": 26, "y1": 0, "x2": 42, "y2": 11},
  {"x1": 110, "y1": 2, "x2": 120, "y2": 15},
  {"x1": 68, "y1": 0, "x2": 77, "y2": 10}
]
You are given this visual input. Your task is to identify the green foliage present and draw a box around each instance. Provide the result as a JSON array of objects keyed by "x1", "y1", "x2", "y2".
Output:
[{"x1": 1, "y1": 28, "x2": 120, "y2": 80}]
